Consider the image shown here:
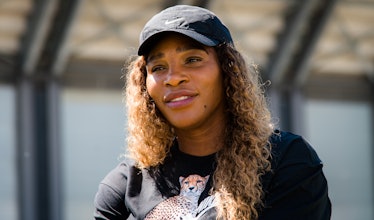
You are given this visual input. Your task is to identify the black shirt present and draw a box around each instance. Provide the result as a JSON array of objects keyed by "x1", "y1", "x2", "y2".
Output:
[{"x1": 94, "y1": 131, "x2": 331, "y2": 219}]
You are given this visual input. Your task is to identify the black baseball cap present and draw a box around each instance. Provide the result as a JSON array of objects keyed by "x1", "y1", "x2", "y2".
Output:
[{"x1": 138, "y1": 5, "x2": 234, "y2": 56}]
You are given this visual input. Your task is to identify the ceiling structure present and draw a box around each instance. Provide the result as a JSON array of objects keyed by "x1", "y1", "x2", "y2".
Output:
[{"x1": 1, "y1": 0, "x2": 373, "y2": 90}]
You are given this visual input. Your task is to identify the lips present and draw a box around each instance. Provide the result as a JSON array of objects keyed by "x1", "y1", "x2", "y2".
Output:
[{"x1": 163, "y1": 90, "x2": 197, "y2": 108}]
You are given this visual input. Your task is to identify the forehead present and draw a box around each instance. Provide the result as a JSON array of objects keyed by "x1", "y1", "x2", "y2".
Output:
[{"x1": 145, "y1": 33, "x2": 207, "y2": 60}]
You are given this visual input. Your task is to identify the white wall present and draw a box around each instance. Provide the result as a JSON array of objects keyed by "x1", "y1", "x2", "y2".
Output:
[
  {"x1": 0, "y1": 86, "x2": 17, "y2": 220},
  {"x1": 62, "y1": 89, "x2": 126, "y2": 220},
  {"x1": 305, "y1": 100, "x2": 373, "y2": 220}
]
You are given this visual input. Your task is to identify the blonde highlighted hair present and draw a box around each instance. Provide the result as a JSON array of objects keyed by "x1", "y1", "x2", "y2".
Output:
[{"x1": 124, "y1": 43, "x2": 273, "y2": 219}]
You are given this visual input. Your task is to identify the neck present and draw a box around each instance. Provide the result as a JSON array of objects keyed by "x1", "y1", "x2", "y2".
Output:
[{"x1": 175, "y1": 120, "x2": 225, "y2": 156}]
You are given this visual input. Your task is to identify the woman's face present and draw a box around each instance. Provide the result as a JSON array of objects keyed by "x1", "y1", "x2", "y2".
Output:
[{"x1": 145, "y1": 33, "x2": 225, "y2": 131}]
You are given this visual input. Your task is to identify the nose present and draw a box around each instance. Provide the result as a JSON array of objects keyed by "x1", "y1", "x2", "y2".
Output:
[{"x1": 163, "y1": 65, "x2": 188, "y2": 87}]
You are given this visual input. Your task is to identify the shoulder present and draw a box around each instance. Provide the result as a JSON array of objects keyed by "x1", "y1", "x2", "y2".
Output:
[
  {"x1": 269, "y1": 130, "x2": 322, "y2": 169},
  {"x1": 263, "y1": 130, "x2": 324, "y2": 190},
  {"x1": 259, "y1": 130, "x2": 331, "y2": 219},
  {"x1": 94, "y1": 158, "x2": 139, "y2": 219},
  {"x1": 98, "y1": 158, "x2": 137, "y2": 193}
]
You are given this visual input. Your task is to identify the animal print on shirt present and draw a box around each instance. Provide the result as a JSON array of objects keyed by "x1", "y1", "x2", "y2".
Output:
[{"x1": 145, "y1": 174, "x2": 209, "y2": 219}]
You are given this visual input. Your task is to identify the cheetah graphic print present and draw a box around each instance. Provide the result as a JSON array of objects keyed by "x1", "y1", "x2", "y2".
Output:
[{"x1": 145, "y1": 174, "x2": 215, "y2": 219}]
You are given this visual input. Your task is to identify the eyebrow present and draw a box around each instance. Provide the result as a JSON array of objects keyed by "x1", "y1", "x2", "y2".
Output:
[
  {"x1": 146, "y1": 43, "x2": 208, "y2": 63},
  {"x1": 147, "y1": 52, "x2": 164, "y2": 63}
]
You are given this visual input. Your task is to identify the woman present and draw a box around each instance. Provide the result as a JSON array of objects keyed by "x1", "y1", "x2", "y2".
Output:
[{"x1": 94, "y1": 5, "x2": 331, "y2": 220}]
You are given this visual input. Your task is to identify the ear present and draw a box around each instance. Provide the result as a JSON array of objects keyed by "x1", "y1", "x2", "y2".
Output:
[
  {"x1": 179, "y1": 176, "x2": 185, "y2": 185},
  {"x1": 205, "y1": 175, "x2": 210, "y2": 181}
]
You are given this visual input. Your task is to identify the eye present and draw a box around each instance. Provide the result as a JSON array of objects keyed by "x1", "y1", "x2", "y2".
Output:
[
  {"x1": 185, "y1": 56, "x2": 202, "y2": 64},
  {"x1": 150, "y1": 65, "x2": 165, "y2": 73}
]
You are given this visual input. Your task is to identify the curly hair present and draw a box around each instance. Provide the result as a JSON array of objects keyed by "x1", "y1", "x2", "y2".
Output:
[{"x1": 124, "y1": 43, "x2": 273, "y2": 219}]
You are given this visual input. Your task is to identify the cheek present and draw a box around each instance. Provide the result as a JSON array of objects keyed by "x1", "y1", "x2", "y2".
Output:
[
  {"x1": 145, "y1": 76, "x2": 155, "y2": 96},
  {"x1": 207, "y1": 70, "x2": 224, "y2": 96},
  {"x1": 146, "y1": 76, "x2": 162, "y2": 103}
]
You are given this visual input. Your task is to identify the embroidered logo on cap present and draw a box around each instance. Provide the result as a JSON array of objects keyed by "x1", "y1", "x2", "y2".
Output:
[{"x1": 165, "y1": 17, "x2": 185, "y2": 25}]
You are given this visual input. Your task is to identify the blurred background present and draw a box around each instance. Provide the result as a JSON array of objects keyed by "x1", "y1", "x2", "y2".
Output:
[{"x1": 0, "y1": 0, "x2": 373, "y2": 219}]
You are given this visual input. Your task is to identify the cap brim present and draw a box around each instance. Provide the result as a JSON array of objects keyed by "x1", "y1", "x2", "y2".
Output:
[{"x1": 138, "y1": 30, "x2": 219, "y2": 56}]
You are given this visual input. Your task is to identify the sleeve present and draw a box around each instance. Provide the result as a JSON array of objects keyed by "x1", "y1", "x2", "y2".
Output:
[
  {"x1": 94, "y1": 162, "x2": 130, "y2": 220},
  {"x1": 259, "y1": 133, "x2": 332, "y2": 220}
]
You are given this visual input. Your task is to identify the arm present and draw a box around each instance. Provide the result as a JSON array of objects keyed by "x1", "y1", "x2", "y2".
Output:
[
  {"x1": 259, "y1": 132, "x2": 331, "y2": 220},
  {"x1": 94, "y1": 163, "x2": 130, "y2": 220}
]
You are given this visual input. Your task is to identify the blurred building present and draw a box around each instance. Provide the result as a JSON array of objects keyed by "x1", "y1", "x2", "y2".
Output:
[{"x1": 0, "y1": 0, "x2": 373, "y2": 219}]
